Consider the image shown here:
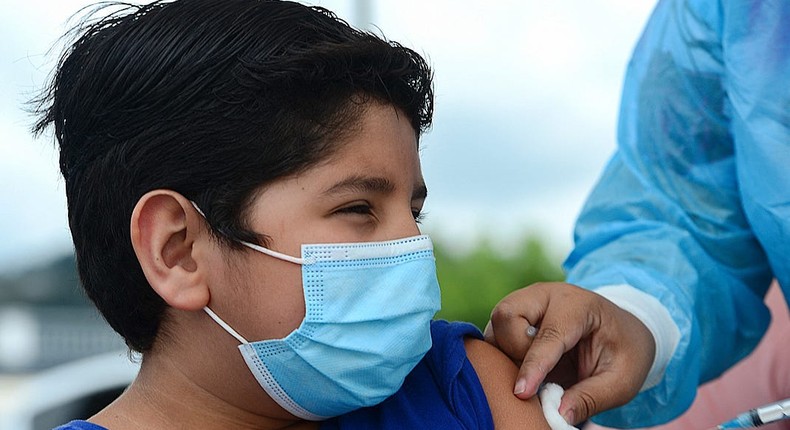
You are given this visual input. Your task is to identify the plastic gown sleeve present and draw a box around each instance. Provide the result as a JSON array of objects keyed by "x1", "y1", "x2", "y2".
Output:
[{"x1": 564, "y1": 0, "x2": 790, "y2": 426}]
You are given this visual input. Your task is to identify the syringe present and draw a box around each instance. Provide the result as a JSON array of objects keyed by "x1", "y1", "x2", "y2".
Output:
[{"x1": 715, "y1": 397, "x2": 790, "y2": 429}]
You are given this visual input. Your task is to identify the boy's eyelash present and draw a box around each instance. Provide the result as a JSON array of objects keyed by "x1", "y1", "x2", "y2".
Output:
[
  {"x1": 337, "y1": 205, "x2": 425, "y2": 223},
  {"x1": 340, "y1": 204, "x2": 372, "y2": 215}
]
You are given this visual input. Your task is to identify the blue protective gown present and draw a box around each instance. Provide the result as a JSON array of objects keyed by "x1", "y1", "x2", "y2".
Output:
[{"x1": 564, "y1": 0, "x2": 790, "y2": 427}]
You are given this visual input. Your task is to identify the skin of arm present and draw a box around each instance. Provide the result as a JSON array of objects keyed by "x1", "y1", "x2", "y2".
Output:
[{"x1": 464, "y1": 337, "x2": 552, "y2": 429}]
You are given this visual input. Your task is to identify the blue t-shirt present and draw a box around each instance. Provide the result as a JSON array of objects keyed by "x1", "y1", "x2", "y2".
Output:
[
  {"x1": 53, "y1": 422, "x2": 104, "y2": 430},
  {"x1": 54, "y1": 320, "x2": 492, "y2": 430}
]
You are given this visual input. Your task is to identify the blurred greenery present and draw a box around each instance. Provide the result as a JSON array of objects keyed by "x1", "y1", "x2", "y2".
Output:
[{"x1": 434, "y1": 236, "x2": 565, "y2": 330}]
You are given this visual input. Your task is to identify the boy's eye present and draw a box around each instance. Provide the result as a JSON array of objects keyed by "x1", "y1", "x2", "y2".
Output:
[
  {"x1": 335, "y1": 204, "x2": 425, "y2": 224},
  {"x1": 338, "y1": 204, "x2": 373, "y2": 216}
]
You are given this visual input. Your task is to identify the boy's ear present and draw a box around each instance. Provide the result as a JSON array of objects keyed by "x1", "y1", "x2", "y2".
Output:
[{"x1": 130, "y1": 190, "x2": 210, "y2": 311}]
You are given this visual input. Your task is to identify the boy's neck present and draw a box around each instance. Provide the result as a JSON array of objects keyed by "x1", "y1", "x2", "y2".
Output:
[{"x1": 89, "y1": 351, "x2": 319, "y2": 430}]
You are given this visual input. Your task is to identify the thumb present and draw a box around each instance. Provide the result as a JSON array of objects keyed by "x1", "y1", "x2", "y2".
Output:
[{"x1": 558, "y1": 372, "x2": 628, "y2": 425}]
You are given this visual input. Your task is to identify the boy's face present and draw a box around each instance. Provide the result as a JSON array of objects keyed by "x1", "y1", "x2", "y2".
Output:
[{"x1": 207, "y1": 102, "x2": 427, "y2": 343}]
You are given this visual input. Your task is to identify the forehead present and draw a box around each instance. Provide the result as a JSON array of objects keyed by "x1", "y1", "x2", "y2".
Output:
[
  {"x1": 250, "y1": 102, "x2": 425, "y2": 206},
  {"x1": 319, "y1": 103, "x2": 422, "y2": 177},
  {"x1": 245, "y1": 102, "x2": 426, "y2": 229}
]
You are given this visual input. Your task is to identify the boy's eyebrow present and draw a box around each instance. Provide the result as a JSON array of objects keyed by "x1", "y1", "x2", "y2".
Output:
[
  {"x1": 322, "y1": 175, "x2": 428, "y2": 200},
  {"x1": 322, "y1": 175, "x2": 395, "y2": 196}
]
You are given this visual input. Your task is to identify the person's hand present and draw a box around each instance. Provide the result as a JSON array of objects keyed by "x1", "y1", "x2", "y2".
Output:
[{"x1": 483, "y1": 282, "x2": 655, "y2": 425}]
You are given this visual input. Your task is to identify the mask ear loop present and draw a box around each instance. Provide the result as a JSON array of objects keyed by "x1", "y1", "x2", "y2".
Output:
[
  {"x1": 239, "y1": 241, "x2": 311, "y2": 265},
  {"x1": 191, "y1": 201, "x2": 311, "y2": 343},
  {"x1": 189, "y1": 201, "x2": 314, "y2": 265},
  {"x1": 204, "y1": 306, "x2": 249, "y2": 345},
  {"x1": 190, "y1": 200, "x2": 208, "y2": 218}
]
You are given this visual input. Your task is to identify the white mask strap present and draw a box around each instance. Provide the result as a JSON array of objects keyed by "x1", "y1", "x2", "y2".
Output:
[
  {"x1": 190, "y1": 201, "x2": 208, "y2": 217},
  {"x1": 239, "y1": 240, "x2": 307, "y2": 265},
  {"x1": 204, "y1": 306, "x2": 249, "y2": 345},
  {"x1": 190, "y1": 201, "x2": 308, "y2": 265}
]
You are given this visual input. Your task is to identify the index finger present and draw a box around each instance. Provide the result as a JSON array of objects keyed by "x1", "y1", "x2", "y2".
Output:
[
  {"x1": 514, "y1": 293, "x2": 590, "y2": 399},
  {"x1": 486, "y1": 290, "x2": 542, "y2": 362}
]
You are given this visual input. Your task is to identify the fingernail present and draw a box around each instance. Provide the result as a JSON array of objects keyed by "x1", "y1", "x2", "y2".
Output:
[{"x1": 514, "y1": 378, "x2": 527, "y2": 395}]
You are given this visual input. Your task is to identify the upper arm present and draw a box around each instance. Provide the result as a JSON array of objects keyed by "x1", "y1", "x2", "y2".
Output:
[{"x1": 464, "y1": 337, "x2": 551, "y2": 430}]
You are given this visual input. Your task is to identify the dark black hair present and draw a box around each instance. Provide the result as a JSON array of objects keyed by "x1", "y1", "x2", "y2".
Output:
[{"x1": 32, "y1": 0, "x2": 433, "y2": 352}]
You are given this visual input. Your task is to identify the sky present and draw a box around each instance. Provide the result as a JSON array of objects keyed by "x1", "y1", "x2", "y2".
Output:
[{"x1": 0, "y1": 0, "x2": 657, "y2": 274}]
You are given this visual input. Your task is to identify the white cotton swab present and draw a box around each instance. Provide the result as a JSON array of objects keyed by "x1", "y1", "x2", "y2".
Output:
[{"x1": 538, "y1": 383, "x2": 580, "y2": 430}]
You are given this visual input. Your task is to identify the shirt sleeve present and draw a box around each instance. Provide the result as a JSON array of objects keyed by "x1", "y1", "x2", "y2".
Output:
[
  {"x1": 564, "y1": 0, "x2": 788, "y2": 426},
  {"x1": 52, "y1": 421, "x2": 109, "y2": 430},
  {"x1": 424, "y1": 320, "x2": 494, "y2": 430}
]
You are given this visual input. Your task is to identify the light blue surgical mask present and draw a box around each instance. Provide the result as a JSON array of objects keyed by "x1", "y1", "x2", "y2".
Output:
[{"x1": 203, "y1": 233, "x2": 441, "y2": 420}]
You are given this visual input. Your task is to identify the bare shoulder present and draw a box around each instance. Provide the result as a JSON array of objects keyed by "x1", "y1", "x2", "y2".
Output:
[{"x1": 463, "y1": 337, "x2": 551, "y2": 430}]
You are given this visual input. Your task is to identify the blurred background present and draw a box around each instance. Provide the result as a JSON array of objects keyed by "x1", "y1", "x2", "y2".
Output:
[{"x1": 0, "y1": 0, "x2": 656, "y2": 428}]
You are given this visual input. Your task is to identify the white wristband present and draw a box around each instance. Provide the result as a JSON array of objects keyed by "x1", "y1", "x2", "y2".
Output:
[{"x1": 593, "y1": 284, "x2": 680, "y2": 391}]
